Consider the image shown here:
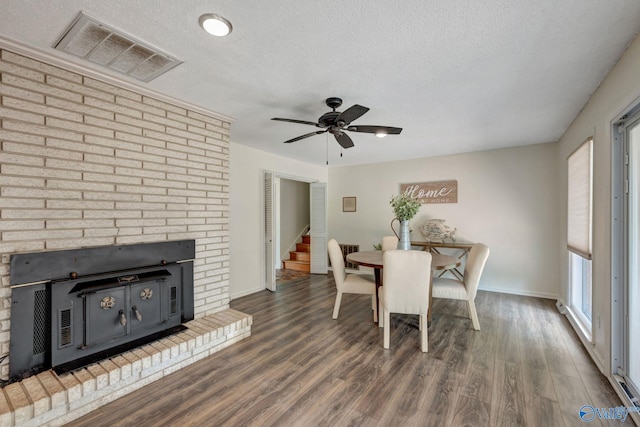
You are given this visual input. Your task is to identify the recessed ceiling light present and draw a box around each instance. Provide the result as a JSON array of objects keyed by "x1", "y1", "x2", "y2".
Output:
[{"x1": 199, "y1": 14, "x2": 233, "y2": 37}]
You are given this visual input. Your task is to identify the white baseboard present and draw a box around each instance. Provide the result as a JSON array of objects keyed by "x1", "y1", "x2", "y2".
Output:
[
  {"x1": 231, "y1": 280, "x2": 560, "y2": 303},
  {"x1": 230, "y1": 285, "x2": 266, "y2": 301},
  {"x1": 478, "y1": 285, "x2": 559, "y2": 300}
]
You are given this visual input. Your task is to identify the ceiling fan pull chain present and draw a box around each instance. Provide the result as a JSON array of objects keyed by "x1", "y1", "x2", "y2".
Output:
[{"x1": 326, "y1": 133, "x2": 329, "y2": 166}]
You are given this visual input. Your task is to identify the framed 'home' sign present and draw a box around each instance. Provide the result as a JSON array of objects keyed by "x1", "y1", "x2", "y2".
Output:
[{"x1": 400, "y1": 180, "x2": 458, "y2": 204}]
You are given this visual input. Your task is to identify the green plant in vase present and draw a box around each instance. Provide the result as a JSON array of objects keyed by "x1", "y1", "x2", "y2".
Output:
[
  {"x1": 390, "y1": 193, "x2": 421, "y2": 249},
  {"x1": 390, "y1": 193, "x2": 420, "y2": 221}
]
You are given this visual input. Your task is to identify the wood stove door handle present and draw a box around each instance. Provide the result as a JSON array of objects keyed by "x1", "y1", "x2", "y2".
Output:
[
  {"x1": 119, "y1": 309, "x2": 127, "y2": 326},
  {"x1": 132, "y1": 305, "x2": 143, "y2": 322}
]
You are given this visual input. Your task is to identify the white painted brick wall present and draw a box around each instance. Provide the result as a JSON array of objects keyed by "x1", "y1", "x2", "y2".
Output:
[{"x1": 0, "y1": 48, "x2": 230, "y2": 379}]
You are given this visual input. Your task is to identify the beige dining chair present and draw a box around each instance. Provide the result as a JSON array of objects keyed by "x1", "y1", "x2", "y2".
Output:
[
  {"x1": 328, "y1": 239, "x2": 377, "y2": 322},
  {"x1": 381, "y1": 235, "x2": 399, "y2": 251},
  {"x1": 431, "y1": 243, "x2": 490, "y2": 330},
  {"x1": 380, "y1": 249, "x2": 432, "y2": 352}
]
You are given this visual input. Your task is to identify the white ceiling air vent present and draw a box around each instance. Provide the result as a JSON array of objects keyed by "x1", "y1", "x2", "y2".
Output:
[{"x1": 54, "y1": 12, "x2": 182, "y2": 82}]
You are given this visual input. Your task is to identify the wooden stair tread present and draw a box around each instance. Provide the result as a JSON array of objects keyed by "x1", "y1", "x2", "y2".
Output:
[
  {"x1": 283, "y1": 235, "x2": 311, "y2": 272},
  {"x1": 295, "y1": 243, "x2": 310, "y2": 252},
  {"x1": 289, "y1": 251, "x2": 310, "y2": 261},
  {"x1": 282, "y1": 260, "x2": 310, "y2": 272}
]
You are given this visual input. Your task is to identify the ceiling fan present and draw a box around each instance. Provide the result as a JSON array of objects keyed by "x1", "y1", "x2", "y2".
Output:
[{"x1": 271, "y1": 97, "x2": 402, "y2": 149}]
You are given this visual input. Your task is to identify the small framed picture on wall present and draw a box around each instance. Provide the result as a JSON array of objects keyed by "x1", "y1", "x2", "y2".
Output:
[{"x1": 342, "y1": 196, "x2": 356, "y2": 212}]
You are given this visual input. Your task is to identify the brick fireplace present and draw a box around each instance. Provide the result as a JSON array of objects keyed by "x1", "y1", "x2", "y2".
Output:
[{"x1": 0, "y1": 44, "x2": 250, "y2": 425}]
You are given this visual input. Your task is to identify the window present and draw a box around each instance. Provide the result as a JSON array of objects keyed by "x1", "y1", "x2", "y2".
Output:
[
  {"x1": 567, "y1": 138, "x2": 593, "y2": 336},
  {"x1": 570, "y1": 252, "x2": 592, "y2": 325}
]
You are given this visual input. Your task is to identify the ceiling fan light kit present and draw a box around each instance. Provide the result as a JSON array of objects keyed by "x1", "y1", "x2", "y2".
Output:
[{"x1": 272, "y1": 97, "x2": 402, "y2": 149}]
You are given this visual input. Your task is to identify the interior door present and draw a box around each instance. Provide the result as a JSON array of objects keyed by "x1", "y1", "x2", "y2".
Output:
[
  {"x1": 264, "y1": 172, "x2": 276, "y2": 291},
  {"x1": 310, "y1": 182, "x2": 328, "y2": 274}
]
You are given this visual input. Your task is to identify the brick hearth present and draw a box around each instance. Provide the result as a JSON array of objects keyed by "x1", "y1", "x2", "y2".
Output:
[{"x1": 0, "y1": 309, "x2": 251, "y2": 427}]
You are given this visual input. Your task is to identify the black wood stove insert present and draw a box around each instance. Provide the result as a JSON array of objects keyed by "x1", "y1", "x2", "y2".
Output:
[{"x1": 8, "y1": 240, "x2": 195, "y2": 381}]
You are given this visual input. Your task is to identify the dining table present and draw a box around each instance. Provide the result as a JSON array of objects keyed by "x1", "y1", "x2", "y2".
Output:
[
  {"x1": 410, "y1": 240, "x2": 474, "y2": 281},
  {"x1": 346, "y1": 250, "x2": 461, "y2": 326}
]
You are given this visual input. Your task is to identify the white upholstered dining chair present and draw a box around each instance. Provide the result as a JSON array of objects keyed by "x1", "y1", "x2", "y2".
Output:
[
  {"x1": 432, "y1": 243, "x2": 490, "y2": 331},
  {"x1": 381, "y1": 235, "x2": 399, "y2": 251},
  {"x1": 328, "y1": 239, "x2": 377, "y2": 322},
  {"x1": 380, "y1": 249, "x2": 432, "y2": 352}
]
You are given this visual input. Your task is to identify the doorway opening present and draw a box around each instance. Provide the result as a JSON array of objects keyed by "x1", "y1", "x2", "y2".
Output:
[{"x1": 264, "y1": 171, "x2": 327, "y2": 292}]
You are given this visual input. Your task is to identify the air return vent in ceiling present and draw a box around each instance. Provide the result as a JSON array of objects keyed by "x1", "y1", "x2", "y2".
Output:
[{"x1": 54, "y1": 12, "x2": 182, "y2": 82}]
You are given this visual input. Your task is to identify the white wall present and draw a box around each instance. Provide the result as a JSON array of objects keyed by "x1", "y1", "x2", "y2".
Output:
[
  {"x1": 229, "y1": 143, "x2": 327, "y2": 299},
  {"x1": 328, "y1": 142, "x2": 560, "y2": 298},
  {"x1": 556, "y1": 33, "x2": 640, "y2": 374}
]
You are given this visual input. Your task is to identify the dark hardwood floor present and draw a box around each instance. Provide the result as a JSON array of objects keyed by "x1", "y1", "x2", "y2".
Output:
[{"x1": 67, "y1": 272, "x2": 633, "y2": 426}]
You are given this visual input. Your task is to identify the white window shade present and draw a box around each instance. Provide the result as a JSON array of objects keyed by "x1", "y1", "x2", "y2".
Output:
[{"x1": 567, "y1": 138, "x2": 593, "y2": 259}]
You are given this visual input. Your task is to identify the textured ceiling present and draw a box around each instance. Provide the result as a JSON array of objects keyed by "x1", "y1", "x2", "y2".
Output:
[{"x1": 2, "y1": 1, "x2": 640, "y2": 166}]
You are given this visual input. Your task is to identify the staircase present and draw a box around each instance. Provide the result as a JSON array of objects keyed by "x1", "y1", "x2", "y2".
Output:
[{"x1": 282, "y1": 235, "x2": 311, "y2": 272}]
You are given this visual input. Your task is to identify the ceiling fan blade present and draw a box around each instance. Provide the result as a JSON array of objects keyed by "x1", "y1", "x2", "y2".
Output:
[
  {"x1": 334, "y1": 132, "x2": 355, "y2": 149},
  {"x1": 272, "y1": 118, "x2": 323, "y2": 128},
  {"x1": 283, "y1": 130, "x2": 327, "y2": 143},
  {"x1": 335, "y1": 105, "x2": 369, "y2": 126},
  {"x1": 346, "y1": 125, "x2": 402, "y2": 135}
]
